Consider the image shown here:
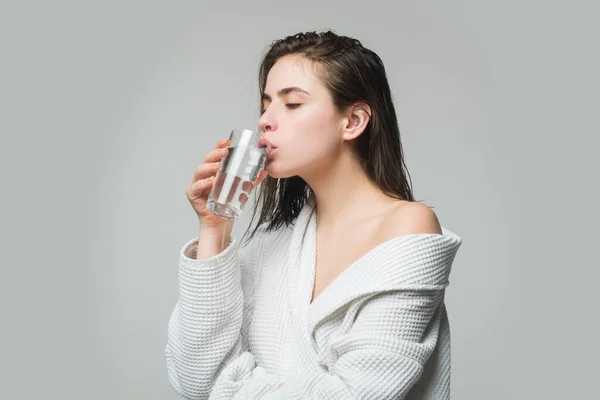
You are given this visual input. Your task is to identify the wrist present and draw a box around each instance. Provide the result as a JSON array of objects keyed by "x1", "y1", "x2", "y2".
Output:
[{"x1": 199, "y1": 221, "x2": 233, "y2": 245}]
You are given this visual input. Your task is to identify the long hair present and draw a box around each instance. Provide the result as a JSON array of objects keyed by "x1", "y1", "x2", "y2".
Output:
[{"x1": 240, "y1": 30, "x2": 416, "y2": 247}]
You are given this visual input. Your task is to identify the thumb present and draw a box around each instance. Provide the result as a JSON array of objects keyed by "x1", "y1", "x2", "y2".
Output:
[{"x1": 255, "y1": 170, "x2": 269, "y2": 186}]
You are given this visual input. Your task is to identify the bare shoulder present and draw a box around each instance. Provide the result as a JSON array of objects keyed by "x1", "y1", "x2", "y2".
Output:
[{"x1": 382, "y1": 201, "x2": 442, "y2": 237}]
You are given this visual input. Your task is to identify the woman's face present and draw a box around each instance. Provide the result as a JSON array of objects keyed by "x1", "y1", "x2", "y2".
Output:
[{"x1": 258, "y1": 55, "x2": 345, "y2": 179}]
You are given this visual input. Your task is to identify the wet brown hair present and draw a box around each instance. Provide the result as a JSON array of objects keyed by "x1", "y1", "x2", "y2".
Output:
[{"x1": 241, "y1": 30, "x2": 416, "y2": 247}]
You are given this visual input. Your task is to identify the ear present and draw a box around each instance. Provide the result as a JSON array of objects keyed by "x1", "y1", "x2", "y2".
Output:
[{"x1": 341, "y1": 102, "x2": 371, "y2": 141}]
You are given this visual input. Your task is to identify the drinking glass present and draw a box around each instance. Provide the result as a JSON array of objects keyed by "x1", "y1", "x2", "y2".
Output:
[{"x1": 206, "y1": 128, "x2": 267, "y2": 220}]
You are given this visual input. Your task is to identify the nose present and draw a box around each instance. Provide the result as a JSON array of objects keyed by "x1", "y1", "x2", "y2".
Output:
[{"x1": 258, "y1": 107, "x2": 277, "y2": 133}]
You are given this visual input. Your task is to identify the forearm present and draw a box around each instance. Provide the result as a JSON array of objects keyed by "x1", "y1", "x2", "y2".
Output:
[
  {"x1": 167, "y1": 232, "x2": 244, "y2": 399},
  {"x1": 210, "y1": 345, "x2": 423, "y2": 400}
]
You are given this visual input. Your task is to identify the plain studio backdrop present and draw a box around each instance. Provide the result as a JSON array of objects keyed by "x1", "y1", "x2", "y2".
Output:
[{"x1": 1, "y1": 0, "x2": 598, "y2": 399}]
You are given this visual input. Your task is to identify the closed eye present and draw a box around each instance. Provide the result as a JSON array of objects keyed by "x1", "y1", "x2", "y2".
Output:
[{"x1": 286, "y1": 103, "x2": 302, "y2": 109}]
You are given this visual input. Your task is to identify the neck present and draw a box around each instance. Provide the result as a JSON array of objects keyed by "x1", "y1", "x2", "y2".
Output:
[{"x1": 302, "y1": 152, "x2": 395, "y2": 230}]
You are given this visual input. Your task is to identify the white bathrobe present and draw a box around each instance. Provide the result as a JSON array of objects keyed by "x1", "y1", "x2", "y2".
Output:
[{"x1": 166, "y1": 199, "x2": 462, "y2": 399}]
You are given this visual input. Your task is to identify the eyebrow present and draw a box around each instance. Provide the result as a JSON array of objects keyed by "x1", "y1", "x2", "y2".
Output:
[{"x1": 261, "y1": 87, "x2": 311, "y2": 101}]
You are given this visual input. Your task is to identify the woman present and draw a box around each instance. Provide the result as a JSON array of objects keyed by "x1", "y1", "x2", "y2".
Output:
[{"x1": 166, "y1": 31, "x2": 462, "y2": 399}]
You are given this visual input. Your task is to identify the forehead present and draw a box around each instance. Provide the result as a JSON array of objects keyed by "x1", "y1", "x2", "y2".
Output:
[{"x1": 264, "y1": 55, "x2": 323, "y2": 94}]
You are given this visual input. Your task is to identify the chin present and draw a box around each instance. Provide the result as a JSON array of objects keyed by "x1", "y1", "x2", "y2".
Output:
[
  {"x1": 265, "y1": 155, "x2": 313, "y2": 180},
  {"x1": 264, "y1": 164, "x2": 296, "y2": 180},
  {"x1": 265, "y1": 171, "x2": 291, "y2": 179}
]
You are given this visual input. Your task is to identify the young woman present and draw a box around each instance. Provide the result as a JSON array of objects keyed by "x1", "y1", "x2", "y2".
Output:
[{"x1": 166, "y1": 31, "x2": 462, "y2": 399}]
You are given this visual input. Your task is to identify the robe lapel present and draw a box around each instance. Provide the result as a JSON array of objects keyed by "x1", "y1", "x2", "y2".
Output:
[{"x1": 306, "y1": 213, "x2": 462, "y2": 342}]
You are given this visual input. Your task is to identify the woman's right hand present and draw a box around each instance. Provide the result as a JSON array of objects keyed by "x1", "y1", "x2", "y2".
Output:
[
  {"x1": 186, "y1": 138, "x2": 268, "y2": 230},
  {"x1": 186, "y1": 138, "x2": 232, "y2": 230}
]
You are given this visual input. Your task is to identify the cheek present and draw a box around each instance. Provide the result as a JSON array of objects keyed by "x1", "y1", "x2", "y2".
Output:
[
  {"x1": 296, "y1": 113, "x2": 340, "y2": 156},
  {"x1": 292, "y1": 108, "x2": 339, "y2": 147},
  {"x1": 266, "y1": 106, "x2": 341, "y2": 176}
]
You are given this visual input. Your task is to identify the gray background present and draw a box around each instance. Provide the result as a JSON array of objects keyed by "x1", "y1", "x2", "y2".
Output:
[{"x1": 2, "y1": 0, "x2": 598, "y2": 399}]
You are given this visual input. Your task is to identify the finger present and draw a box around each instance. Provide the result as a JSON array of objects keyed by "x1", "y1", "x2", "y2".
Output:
[
  {"x1": 239, "y1": 192, "x2": 249, "y2": 207},
  {"x1": 186, "y1": 175, "x2": 216, "y2": 198},
  {"x1": 214, "y1": 138, "x2": 230, "y2": 149},
  {"x1": 203, "y1": 138, "x2": 230, "y2": 163},
  {"x1": 217, "y1": 138, "x2": 231, "y2": 151},
  {"x1": 204, "y1": 145, "x2": 230, "y2": 164},
  {"x1": 191, "y1": 161, "x2": 222, "y2": 184},
  {"x1": 241, "y1": 180, "x2": 254, "y2": 193}
]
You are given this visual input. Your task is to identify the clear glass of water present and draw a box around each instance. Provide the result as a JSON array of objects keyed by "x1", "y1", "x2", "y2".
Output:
[{"x1": 206, "y1": 128, "x2": 267, "y2": 220}]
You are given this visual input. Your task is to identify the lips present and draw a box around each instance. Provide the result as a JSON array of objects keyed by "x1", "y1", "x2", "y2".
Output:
[
  {"x1": 258, "y1": 137, "x2": 278, "y2": 154},
  {"x1": 266, "y1": 148, "x2": 277, "y2": 161}
]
